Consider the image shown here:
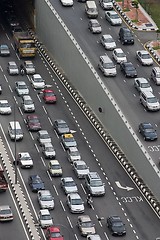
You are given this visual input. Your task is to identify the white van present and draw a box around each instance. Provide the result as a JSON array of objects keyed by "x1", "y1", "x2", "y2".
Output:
[
  {"x1": 85, "y1": 1, "x2": 98, "y2": 18},
  {"x1": 8, "y1": 121, "x2": 23, "y2": 140},
  {"x1": 98, "y1": 55, "x2": 117, "y2": 77}
]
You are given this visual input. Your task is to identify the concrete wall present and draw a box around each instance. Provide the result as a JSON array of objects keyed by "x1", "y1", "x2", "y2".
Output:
[{"x1": 35, "y1": 0, "x2": 160, "y2": 200}]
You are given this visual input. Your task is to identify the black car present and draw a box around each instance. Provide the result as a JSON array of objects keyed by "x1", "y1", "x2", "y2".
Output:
[
  {"x1": 139, "y1": 123, "x2": 157, "y2": 141},
  {"x1": 107, "y1": 216, "x2": 126, "y2": 236},
  {"x1": 28, "y1": 175, "x2": 45, "y2": 192},
  {"x1": 119, "y1": 27, "x2": 134, "y2": 45},
  {"x1": 54, "y1": 119, "x2": 70, "y2": 135},
  {"x1": 120, "y1": 62, "x2": 137, "y2": 77}
]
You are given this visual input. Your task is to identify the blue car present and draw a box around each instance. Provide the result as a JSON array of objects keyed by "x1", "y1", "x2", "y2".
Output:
[
  {"x1": 139, "y1": 123, "x2": 157, "y2": 141},
  {"x1": 28, "y1": 175, "x2": 45, "y2": 192}
]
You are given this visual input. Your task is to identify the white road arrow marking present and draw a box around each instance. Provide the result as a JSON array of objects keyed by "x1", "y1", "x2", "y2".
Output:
[
  {"x1": 115, "y1": 181, "x2": 134, "y2": 191},
  {"x1": 70, "y1": 130, "x2": 76, "y2": 134}
]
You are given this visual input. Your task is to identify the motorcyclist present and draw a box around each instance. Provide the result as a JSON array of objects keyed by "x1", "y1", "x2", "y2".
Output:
[
  {"x1": 87, "y1": 194, "x2": 93, "y2": 205},
  {"x1": 20, "y1": 64, "x2": 25, "y2": 75}
]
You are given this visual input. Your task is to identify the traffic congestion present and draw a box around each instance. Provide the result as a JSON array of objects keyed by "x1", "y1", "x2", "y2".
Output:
[{"x1": 0, "y1": 0, "x2": 160, "y2": 240}]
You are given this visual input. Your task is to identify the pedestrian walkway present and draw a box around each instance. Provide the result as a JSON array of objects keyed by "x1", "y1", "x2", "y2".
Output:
[{"x1": 113, "y1": 0, "x2": 160, "y2": 64}]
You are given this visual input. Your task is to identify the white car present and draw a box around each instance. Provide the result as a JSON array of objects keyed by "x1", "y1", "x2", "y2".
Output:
[
  {"x1": 24, "y1": 60, "x2": 35, "y2": 74},
  {"x1": 100, "y1": 34, "x2": 116, "y2": 50},
  {"x1": 38, "y1": 209, "x2": 53, "y2": 228},
  {"x1": 61, "y1": 177, "x2": 78, "y2": 194},
  {"x1": 105, "y1": 11, "x2": 122, "y2": 26},
  {"x1": 48, "y1": 160, "x2": 62, "y2": 177},
  {"x1": 31, "y1": 74, "x2": 45, "y2": 89},
  {"x1": 37, "y1": 130, "x2": 51, "y2": 146},
  {"x1": 18, "y1": 152, "x2": 33, "y2": 168},
  {"x1": 37, "y1": 190, "x2": 54, "y2": 209},
  {"x1": 67, "y1": 193, "x2": 84, "y2": 213},
  {"x1": 7, "y1": 61, "x2": 19, "y2": 75},
  {"x1": 136, "y1": 50, "x2": 153, "y2": 66},
  {"x1": 87, "y1": 234, "x2": 102, "y2": 240},
  {"x1": 73, "y1": 160, "x2": 89, "y2": 178},
  {"x1": 21, "y1": 95, "x2": 35, "y2": 113},
  {"x1": 60, "y1": 0, "x2": 73, "y2": 6},
  {"x1": 0, "y1": 100, "x2": 12, "y2": 114},
  {"x1": 15, "y1": 81, "x2": 29, "y2": 96},
  {"x1": 134, "y1": 77, "x2": 153, "y2": 93},
  {"x1": 112, "y1": 48, "x2": 127, "y2": 64},
  {"x1": 67, "y1": 147, "x2": 81, "y2": 163},
  {"x1": 42, "y1": 142, "x2": 56, "y2": 159}
]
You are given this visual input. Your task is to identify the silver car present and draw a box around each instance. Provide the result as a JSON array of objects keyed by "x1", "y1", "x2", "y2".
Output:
[
  {"x1": 100, "y1": 34, "x2": 116, "y2": 50},
  {"x1": 38, "y1": 209, "x2": 53, "y2": 228},
  {"x1": 105, "y1": 11, "x2": 122, "y2": 26},
  {"x1": 0, "y1": 100, "x2": 12, "y2": 115},
  {"x1": 42, "y1": 142, "x2": 56, "y2": 159},
  {"x1": 7, "y1": 61, "x2": 19, "y2": 75},
  {"x1": 21, "y1": 95, "x2": 35, "y2": 113},
  {"x1": 0, "y1": 205, "x2": 13, "y2": 222},
  {"x1": 136, "y1": 50, "x2": 153, "y2": 66},
  {"x1": 24, "y1": 60, "x2": 35, "y2": 74},
  {"x1": 37, "y1": 190, "x2": 54, "y2": 209},
  {"x1": 61, "y1": 177, "x2": 78, "y2": 194},
  {"x1": 67, "y1": 193, "x2": 84, "y2": 213},
  {"x1": 88, "y1": 19, "x2": 102, "y2": 34},
  {"x1": 134, "y1": 77, "x2": 153, "y2": 93},
  {"x1": 15, "y1": 81, "x2": 29, "y2": 96},
  {"x1": 67, "y1": 147, "x2": 81, "y2": 163},
  {"x1": 77, "y1": 215, "x2": 96, "y2": 236},
  {"x1": 87, "y1": 234, "x2": 102, "y2": 240},
  {"x1": 73, "y1": 160, "x2": 89, "y2": 178},
  {"x1": 37, "y1": 130, "x2": 51, "y2": 146}
]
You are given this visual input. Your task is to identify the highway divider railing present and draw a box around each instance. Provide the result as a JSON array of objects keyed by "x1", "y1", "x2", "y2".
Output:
[{"x1": 28, "y1": 28, "x2": 160, "y2": 217}]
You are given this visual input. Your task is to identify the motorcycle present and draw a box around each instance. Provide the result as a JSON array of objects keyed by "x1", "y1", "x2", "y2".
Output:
[{"x1": 86, "y1": 197, "x2": 93, "y2": 208}]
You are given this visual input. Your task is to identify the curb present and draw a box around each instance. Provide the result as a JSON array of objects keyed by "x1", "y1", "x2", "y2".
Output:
[
  {"x1": 112, "y1": 0, "x2": 158, "y2": 31},
  {"x1": 145, "y1": 43, "x2": 160, "y2": 64},
  {"x1": 29, "y1": 30, "x2": 160, "y2": 217}
]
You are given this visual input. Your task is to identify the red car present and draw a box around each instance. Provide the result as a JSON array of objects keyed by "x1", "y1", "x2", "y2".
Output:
[
  {"x1": 46, "y1": 226, "x2": 64, "y2": 240},
  {"x1": 26, "y1": 115, "x2": 41, "y2": 131},
  {"x1": 43, "y1": 89, "x2": 57, "y2": 103}
]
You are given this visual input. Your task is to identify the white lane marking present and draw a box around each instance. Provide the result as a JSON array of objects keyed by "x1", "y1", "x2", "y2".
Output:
[
  {"x1": 4, "y1": 75, "x2": 8, "y2": 82},
  {"x1": 0, "y1": 65, "x2": 3, "y2": 72},
  {"x1": 81, "y1": 183, "x2": 86, "y2": 194},
  {"x1": 104, "y1": 232, "x2": 110, "y2": 240},
  {"x1": 29, "y1": 132, "x2": 34, "y2": 140},
  {"x1": 47, "y1": 170, "x2": 52, "y2": 181},
  {"x1": 6, "y1": 33, "x2": 10, "y2": 40},
  {"x1": 60, "y1": 200, "x2": 66, "y2": 211},
  {"x1": 9, "y1": 85, "x2": 13, "y2": 93},
  {"x1": 34, "y1": 143, "x2": 40, "y2": 153},
  {"x1": 42, "y1": 105, "x2": 47, "y2": 114},
  {"x1": 9, "y1": 185, "x2": 30, "y2": 240},
  {"x1": 74, "y1": 234, "x2": 79, "y2": 240},
  {"x1": 60, "y1": 142, "x2": 66, "y2": 151},
  {"x1": 53, "y1": 185, "x2": 59, "y2": 196},
  {"x1": 37, "y1": 94, "x2": 41, "y2": 102},
  {"x1": 11, "y1": 43, "x2": 14, "y2": 50},
  {"x1": 40, "y1": 156, "x2": 46, "y2": 167},
  {"x1": 48, "y1": 117, "x2": 53, "y2": 126},
  {"x1": 66, "y1": 216, "x2": 73, "y2": 228},
  {"x1": 18, "y1": 107, "x2": 23, "y2": 116}
]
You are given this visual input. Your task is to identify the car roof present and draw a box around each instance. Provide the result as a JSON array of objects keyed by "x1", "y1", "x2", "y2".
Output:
[
  {"x1": 56, "y1": 119, "x2": 66, "y2": 124},
  {"x1": 114, "y1": 48, "x2": 124, "y2": 53},
  {"x1": 90, "y1": 19, "x2": 99, "y2": 23},
  {"x1": 43, "y1": 142, "x2": 53, "y2": 147},
  {"x1": 40, "y1": 209, "x2": 50, "y2": 215},
  {"x1": 30, "y1": 174, "x2": 41, "y2": 179},
  {"x1": 74, "y1": 160, "x2": 86, "y2": 165},
  {"x1": 110, "y1": 215, "x2": 122, "y2": 221},
  {"x1": 16, "y1": 81, "x2": 26, "y2": 85},
  {"x1": 23, "y1": 95, "x2": 32, "y2": 100},
  {"x1": 0, "y1": 100, "x2": 9, "y2": 103},
  {"x1": 50, "y1": 160, "x2": 60, "y2": 165},
  {"x1": 141, "y1": 122, "x2": 153, "y2": 128},
  {"x1": 78, "y1": 215, "x2": 91, "y2": 222},
  {"x1": 62, "y1": 177, "x2": 74, "y2": 182},
  {"x1": 33, "y1": 74, "x2": 41, "y2": 78},
  {"x1": 68, "y1": 146, "x2": 79, "y2": 152},
  {"x1": 38, "y1": 190, "x2": 51, "y2": 195},
  {"x1": 19, "y1": 152, "x2": 30, "y2": 157},
  {"x1": 135, "y1": 77, "x2": 148, "y2": 83},
  {"x1": 39, "y1": 130, "x2": 48, "y2": 135},
  {"x1": 68, "y1": 193, "x2": 80, "y2": 199}
]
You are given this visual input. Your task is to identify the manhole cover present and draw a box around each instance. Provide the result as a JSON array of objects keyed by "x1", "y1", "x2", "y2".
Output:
[{"x1": 145, "y1": 23, "x2": 153, "y2": 27}]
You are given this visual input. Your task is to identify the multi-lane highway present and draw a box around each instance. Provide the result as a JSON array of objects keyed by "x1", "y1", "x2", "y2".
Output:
[
  {"x1": 0, "y1": 1, "x2": 160, "y2": 240},
  {"x1": 50, "y1": 0, "x2": 160, "y2": 167}
]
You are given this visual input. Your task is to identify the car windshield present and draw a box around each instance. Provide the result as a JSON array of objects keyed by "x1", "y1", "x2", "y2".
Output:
[
  {"x1": 21, "y1": 43, "x2": 35, "y2": 48},
  {"x1": 51, "y1": 232, "x2": 61, "y2": 238},
  {"x1": 142, "y1": 53, "x2": 150, "y2": 59},
  {"x1": 33, "y1": 176, "x2": 42, "y2": 183},
  {"x1": 19, "y1": 85, "x2": 27, "y2": 89},
  {"x1": 0, "y1": 103, "x2": 9, "y2": 107},
  {"x1": 124, "y1": 32, "x2": 132, "y2": 37},
  {"x1": 51, "y1": 164, "x2": 61, "y2": 169},
  {"x1": 0, "y1": 209, "x2": 11, "y2": 215},
  {"x1": 59, "y1": 123, "x2": 68, "y2": 128},
  {"x1": 91, "y1": 179, "x2": 103, "y2": 187},
  {"x1": 111, "y1": 14, "x2": 119, "y2": 19},
  {"x1": 41, "y1": 214, "x2": 51, "y2": 220},
  {"x1": 65, "y1": 137, "x2": 75, "y2": 142},
  {"x1": 148, "y1": 97, "x2": 158, "y2": 103},
  {"x1": 104, "y1": 0, "x2": 111, "y2": 2},
  {"x1": 40, "y1": 134, "x2": 50, "y2": 139},
  {"x1": 26, "y1": 63, "x2": 34, "y2": 68},
  {"x1": 116, "y1": 52, "x2": 125, "y2": 57},
  {"x1": 45, "y1": 92, "x2": 55, "y2": 97},
  {"x1": 156, "y1": 73, "x2": 160, "y2": 78},
  {"x1": 65, "y1": 181, "x2": 75, "y2": 187},
  {"x1": 141, "y1": 83, "x2": 150, "y2": 88},
  {"x1": 81, "y1": 221, "x2": 93, "y2": 227},
  {"x1": 70, "y1": 151, "x2": 79, "y2": 156},
  {"x1": 10, "y1": 65, "x2": 17, "y2": 69},
  {"x1": 126, "y1": 66, "x2": 135, "y2": 71},
  {"x1": 145, "y1": 129, "x2": 154, "y2": 133},
  {"x1": 113, "y1": 221, "x2": 123, "y2": 227},
  {"x1": 25, "y1": 100, "x2": 33, "y2": 105},
  {"x1": 71, "y1": 199, "x2": 82, "y2": 205},
  {"x1": 41, "y1": 195, "x2": 53, "y2": 201},
  {"x1": 46, "y1": 147, "x2": 54, "y2": 152},
  {"x1": 104, "y1": 38, "x2": 114, "y2": 43},
  {"x1": 1, "y1": 45, "x2": 8, "y2": 50},
  {"x1": 92, "y1": 22, "x2": 99, "y2": 27},
  {"x1": 21, "y1": 155, "x2": 31, "y2": 160},
  {"x1": 104, "y1": 63, "x2": 114, "y2": 69},
  {"x1": 11, "y1": 129, "x2": 22, "y2": 135},
  {"x1": 34, "y1": 77, "x2": 43, "y2": 82},
  {"x1": 77, "y1": 164, "x2": 87, "y2": 170},
  {"x1": 29, "y1": 119, "x2": 39, "y2": 123}
]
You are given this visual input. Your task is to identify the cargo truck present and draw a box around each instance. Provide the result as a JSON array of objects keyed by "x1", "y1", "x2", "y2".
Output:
[
  {"x1": 0, "y1": 163, "x2": 8, "y2": 192},
  {"x1": 13, "y1": 31, "x2": 36, "y2": 58}
]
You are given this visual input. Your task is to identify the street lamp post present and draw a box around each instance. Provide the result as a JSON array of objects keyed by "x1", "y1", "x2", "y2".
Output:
[{"x1": 14, "y1": 103, "x2": 18, "y2": 184}]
